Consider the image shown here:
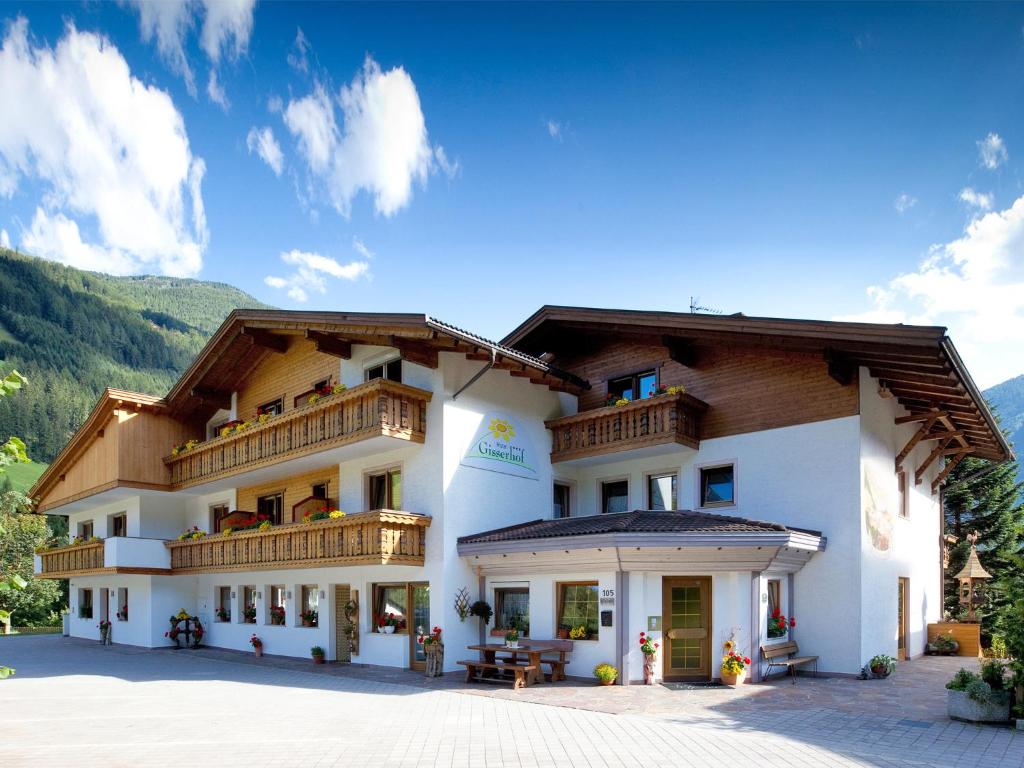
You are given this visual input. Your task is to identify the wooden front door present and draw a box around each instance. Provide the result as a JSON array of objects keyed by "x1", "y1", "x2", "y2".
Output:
[
  {"x1": 334, "y1": 584, "x2": 353, "y2": 662},
  {"x1": 662, "y1": 576, "x2": 712, "y2": 681},
  {"x1": 897, "y1": 577, "x2": 909, "y2": 661}
]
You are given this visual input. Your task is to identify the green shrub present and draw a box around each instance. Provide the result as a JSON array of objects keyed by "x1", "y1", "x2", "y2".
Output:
[
  {"x1": 981, "y1": 659, "x2": 1008, "y2": 691},
  {"x1": 593, "y1": 663, "x2": 618, "y2": 683},
  {"x1": 946, "y1": 668, "x2": 978, "y2": 691}
]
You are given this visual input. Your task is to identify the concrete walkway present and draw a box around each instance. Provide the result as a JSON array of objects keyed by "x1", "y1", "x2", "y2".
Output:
[{"x1": 2, "y1": 636, "x2": 1022, "y2": 767}]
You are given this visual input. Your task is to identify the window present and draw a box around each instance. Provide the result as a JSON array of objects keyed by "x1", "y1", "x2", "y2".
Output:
[
  {"x1": 898, "y1": 470, "x2": 909, "y2": 518},
  {"x1": 242, "y1": 586, "x2": 256, "y2": 624},
  {"x1": 268, "y1": 585, "x2": 286, "y2": 625},
  {"x1": 368, "y1": 468, "x2": 402, "y2": 510},
  {"x1": 556, "y1": 582, "x2": 599, "y2": 639},
  {"x1": 699, "y1": 464, "x2": 735, "y2": 507},
  {"x1": 78, "y1": 520, "x2": 94, "y2": 539},
  {"x1": 553, "y1": 482, "x2": 571, "y2": 519},
  {"x1": 647, "y1": 473, "x2": 677, "y2": 511},
  {"x1": 116, "y1": 588, "x2": 128, "y2": 621},
  {"x1": 494, "y1": 587, "x2": 530, "y2": 635},
  {"x1": 300, "y1": 585, "x2": 319, "y2": 627},
  {"x1": 216, "y1": 586, "x2": 231, "y2": 622},
  {"x1": 109, "y1": 513, "x2": 127, "y2": 537},
  {"x1": 257, "y1": 493, "x2": 283, "y2": 525},
  {"x1": 311, "y1": 482, "x2": 328, "y2": 500},
  {"x1": 257, "y1": 398, "x2": 284, "y2": 417},
  {"x1": 211, "y1": 503, "x2": 230, "y2": 533},
  {"x1": 313, "y1": 378, "x2": 331, "y2": 392},
  {"x1": 766, "y1": 579, "x2": 785, "y2": 638},
  {"x1": 365, "y1": 358, "x2": 402, "y2": 383},
  {"x1": 372, "y1": 583, "x2": 409, "y2": 632},
  {"x1": 607, "y1": 369, "x2": 657, "y2": 403},
  {"x1": 601, "y1": 479, "x2": 629, "y2": 514},
  {"x1": 77, "y1": 588, "x2": 93, "y2": 619}
]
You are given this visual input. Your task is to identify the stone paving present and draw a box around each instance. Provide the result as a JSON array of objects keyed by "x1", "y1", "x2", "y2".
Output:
[{"x1": 2, "y1": 635, "x2": 1022, "y2": 768}]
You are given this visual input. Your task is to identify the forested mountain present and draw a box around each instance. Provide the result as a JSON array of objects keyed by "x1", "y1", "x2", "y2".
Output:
[
  {"x1": 0, "y1": 249, "x2": 269, "y2": 464},
  {"x1": 984, "y1": 374, "x2": 1024, "y2": 488}
]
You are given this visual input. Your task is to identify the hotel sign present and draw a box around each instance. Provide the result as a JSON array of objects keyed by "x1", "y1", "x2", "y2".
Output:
[{"x1": 461, "y1": 412, "x2": 538, "y2": 480}]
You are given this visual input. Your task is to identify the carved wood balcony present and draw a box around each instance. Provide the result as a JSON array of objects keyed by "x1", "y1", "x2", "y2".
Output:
[
  {"x1": 165, "y1": 379, "x2": 431, "y2": 489},
  {"x1": 35, "y1": 541, "x2": 105, "y2": 578},
  {"x1": 545, "y1": 392, "x2": 707, "y2": 464},
  {"x1": 164, "y1": 510, "x2": 430, "y2": 573}
]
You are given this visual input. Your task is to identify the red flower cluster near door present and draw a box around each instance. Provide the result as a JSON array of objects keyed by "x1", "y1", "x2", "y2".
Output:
[{"x1": 768, "y1": 607, "x2": 796, "y2": 638}]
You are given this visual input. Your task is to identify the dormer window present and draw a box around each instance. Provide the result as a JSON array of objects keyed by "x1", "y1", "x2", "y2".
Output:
[{"x1": 607, "y1": 370, "x2": 656, "y2": 403}]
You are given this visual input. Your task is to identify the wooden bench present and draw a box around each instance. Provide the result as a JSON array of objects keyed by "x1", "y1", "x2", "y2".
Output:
[
  {"x1": 457, "y1": 659, "x2": 537, "y2": 689},
  {"x1": 760, "y1": 641, "x2": 818, "y2": 684},
  {"x1": 518, "y1": 639, "x2": 573, "y2": 681}
]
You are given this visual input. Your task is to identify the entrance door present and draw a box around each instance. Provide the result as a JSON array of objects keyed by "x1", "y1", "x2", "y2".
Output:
[
  {"x1": 898, "y1": 577, "x2": 909, "y2": 661},
  {"x1": 662, "y1": 576, "x2": 712, "y2": 681},
  {"x1": 409, "y1": 583, "x2": 430, "y2": 671},
  {"x1": 334, "y1": 584, "x2": 353, "y2": 662}
]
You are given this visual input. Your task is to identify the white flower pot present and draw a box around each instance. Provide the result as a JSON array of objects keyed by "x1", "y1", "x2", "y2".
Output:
[
  {"x1": 381, "y1": 625, "x2": 395, "y2": 635},
  {"x1": 506, "y1": 641, "x2": 518, "y2": 649}
]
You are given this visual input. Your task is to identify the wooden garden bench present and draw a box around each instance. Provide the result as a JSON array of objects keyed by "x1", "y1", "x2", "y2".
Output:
[
  {"x1": 457, "y1": 659, "x2": 537, "y2": 689},
  {"x1": 760, "y1": 641, "x2": 818, "y2": 684}
]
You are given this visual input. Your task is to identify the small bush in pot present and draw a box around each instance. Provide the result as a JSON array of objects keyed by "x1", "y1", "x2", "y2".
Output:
[
  {"x1": 311, "y1": 645, "x2": 325, "y2": 664},
  {"x1": 504, "y1": 628, "x2": 520, "y2": 649},
  {"x1": 946, "y1": 667, "x2": 1011, "y2": 723},
  {"x1": 868, "y1": 654, "x2": 896, "y2": 678},
  {"x1": 249, "y1": 634, "x2": 263, "y2": 657},
  {"x1": 593, "y1": 663, "x2": 618, "y2": 685}
]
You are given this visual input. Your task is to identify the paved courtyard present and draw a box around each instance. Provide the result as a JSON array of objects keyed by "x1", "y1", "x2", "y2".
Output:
[{"x1": 2, "y1": 636, "x2": 1022, "y2": 768}]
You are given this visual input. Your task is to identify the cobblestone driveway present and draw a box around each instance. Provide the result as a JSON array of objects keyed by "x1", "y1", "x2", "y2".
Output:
[{"x1": 2, "y1": 636, "x2": 1021, "y2": 767}]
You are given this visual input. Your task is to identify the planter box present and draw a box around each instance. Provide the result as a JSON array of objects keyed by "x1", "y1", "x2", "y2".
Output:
[
  {"x1": 947, "y1": 690, "x2": 1010, "y2": 724},
  {"x1": 928, "y1": 623, "x2": 981, "y2": 657}
]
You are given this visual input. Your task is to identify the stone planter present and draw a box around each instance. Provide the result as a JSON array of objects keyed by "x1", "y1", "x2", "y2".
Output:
[{"x1": 947, "y1": 690, "x2": 1010, "y2": 723}]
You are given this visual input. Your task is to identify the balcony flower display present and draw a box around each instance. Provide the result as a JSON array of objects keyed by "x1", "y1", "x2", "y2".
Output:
[
  {"x1": 649, "y1": 384, "x2": 686, "y2": 397},
  {"x1": 255, "y1": 406, "x2": 274, "y2": 424},
  {"x1": 219, "y1": 419, "x2": 248, "y2": 437},
  {"x1": 302, "y1": 507, "x2": 345, "y2": 523},
  {"x1": 177, "y1": 526, "x2": 207, "y2": 541},
  {"x1": 171, "y1": 439, "x2": 199, "y2": 457}
]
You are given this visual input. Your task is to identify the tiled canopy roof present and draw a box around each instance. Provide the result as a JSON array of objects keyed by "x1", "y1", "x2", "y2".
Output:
[{"x1": 457, "y1": 509, "x2": 822, "y2": 545}]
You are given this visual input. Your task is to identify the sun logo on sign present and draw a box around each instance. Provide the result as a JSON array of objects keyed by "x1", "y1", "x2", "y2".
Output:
[{"x1": 488, "y1": 418, "x2": 515, "y2": 442}]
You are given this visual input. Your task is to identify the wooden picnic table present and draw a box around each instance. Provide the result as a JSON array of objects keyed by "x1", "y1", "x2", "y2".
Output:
[{"x1": 465, "y1": 643, "x2": 559, "y2": 686}]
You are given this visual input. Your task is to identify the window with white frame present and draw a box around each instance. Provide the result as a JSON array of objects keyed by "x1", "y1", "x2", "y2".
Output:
[
  {"x1": 216, "y1": 586, "x2": 231, "y2": 622},
  {"x1": 268, "y1": 585, "x2": 286, "y2": 625},
  {"x1": 77, "y1": 588, "x2": 93, "y2": 619},
  {"x1": 300, "y1": 585, "x2": 318, "y2": 627},
  {"x1": 241, "y1": 585, "x2": 256, "y2": 624},
  {"x1": 367, "y1": 467, "x2": 402, "y2": 510}
]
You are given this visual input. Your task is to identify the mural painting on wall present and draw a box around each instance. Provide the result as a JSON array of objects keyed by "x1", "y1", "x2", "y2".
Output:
[
  {"x1": 461, "y1": 413, "x2": 538, "y2": 480},
  {"x1": 863, "y1": 466, "x2": 893, "y2": 553}
]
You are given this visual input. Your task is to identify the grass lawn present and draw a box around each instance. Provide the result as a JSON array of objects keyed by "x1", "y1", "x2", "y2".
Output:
[{"x1": 4, "y1": 461, "x2": 47, "y2": 493}]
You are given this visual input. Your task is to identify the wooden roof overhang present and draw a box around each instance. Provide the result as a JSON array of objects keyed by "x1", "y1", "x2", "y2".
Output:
[
  {"x1": 164, "y1": 310, "x2": 589, "y2": 420},
  {"x1": 29, "y1": 389, "x2": 168, "y2": 509},
  {"x1": 503, "y1": 306, "x2": 1013, "y2": 465}
]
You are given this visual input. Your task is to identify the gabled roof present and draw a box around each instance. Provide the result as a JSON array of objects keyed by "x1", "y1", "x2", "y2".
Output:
[{"x1": 502, "y1": 305, "x2": 1012, "y2": 463}]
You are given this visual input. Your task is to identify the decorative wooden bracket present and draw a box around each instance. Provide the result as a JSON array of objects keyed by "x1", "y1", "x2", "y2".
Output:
[
  {"x1": 931, "y1": 450, "x2": 971, "y2": 492},
  {"x1": 240, "y1": 328, "x2": 287, "y2": 353},
  {"x1": 895, "y1": 409, "x2": 947, "y2": 425},
  {"x1": 895, "y1": 412, "x2": 942, "y2": 470},
  {"x1": 305, "y1": 330, "x2": 352, "y2": 359},
  {"x1": 394, "y1": 338, "x2": 439, "y2": 369},
  {"x1": 825, "y1": 348, "x2": 854, "y2": 386},
  {"x1": 663, "y1": 336, "x2": 698, "y2": 367}
]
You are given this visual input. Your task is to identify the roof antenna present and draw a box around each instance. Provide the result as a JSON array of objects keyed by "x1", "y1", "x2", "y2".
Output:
[{"x1": 689, "y1": 296, "x2": 723, "y2": 315}]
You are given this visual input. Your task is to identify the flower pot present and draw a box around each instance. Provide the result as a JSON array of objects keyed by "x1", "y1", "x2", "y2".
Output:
[
  {"x1": 505, "y1": 641, "x2": 519, "y2": 649},
  {"x1": 302, "y1": 620, "x2": 311, "y2": 627},
  {"x1": 721, "y1": 669, "x2": 746, "y2": 687},
  {"x1": 313, "y1": 656, "x2": 325, "y2": 664},
  {"x1": 870, "y1": 665, "x2": 891, "y2": 678},
  {"x1": 947, "y1": 689, "x2": 1010, "y2": 723},
  {"x1": 556, "y1": 627, "x2": 569, "y2": 640},
  {"x1": 253, "y1": 647, "x2": 262, "y2": 657},
  {"x1": 380, "y1": 625, "x2": 395, "y2": 634},
  {"x1": 599, "y1": 677, "x2": 615, "y2": 686}
]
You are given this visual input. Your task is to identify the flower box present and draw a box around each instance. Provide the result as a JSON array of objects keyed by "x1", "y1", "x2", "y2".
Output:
[{"x1": 947, "y1": 689, "x2": 1010, "y2": 723}]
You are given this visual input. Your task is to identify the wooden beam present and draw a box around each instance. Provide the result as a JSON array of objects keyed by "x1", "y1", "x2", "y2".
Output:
[
  {"x1": 915, "y1": 437, "x2": 953, "y2": 485},
  {"x1": 305, "y1": 330, "x2": 352, "y2": 359},
  {"x1": 663, "y1": 336, "x2": 698, "y2": 367},
  {"x1": 824, "y1": 348, "x2": 855, "y2": 386},
  {"x1": 895, "y1": 410, "x2": 947, "y2": 425},
  {"x1": 393, "y1": 339, "x2": 439, "y2": 369},
  {"x1": 240, "y1": 328, "x2": 287, "y2": 353},
  {"x1": 190, "y1": 387, "x2": 231, "y2": 410},
  {"x1": 932, "y1": 451, "x2": 971, "y2": 492},
  {"x1": 895, "y1": 416, "x2": 940, "y2": 470}
]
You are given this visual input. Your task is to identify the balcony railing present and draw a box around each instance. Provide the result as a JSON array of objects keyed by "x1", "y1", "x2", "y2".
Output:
[
  {"x1": 165, "y1": 379, "x2": 431, "y2": 489},
  {"x1": 545, "y1": 392, "x2": 707, "y2": 463},
  {"x1": 164, "y1": 510, "x2": 431, "y2": 573},
  {"x1": 35, "y1": 541, "x2": 105, "y2": 578}
]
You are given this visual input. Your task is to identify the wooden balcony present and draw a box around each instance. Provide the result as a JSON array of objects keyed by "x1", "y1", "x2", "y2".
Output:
[
  {"x1": 545, "y1": 392, "x2": 707, "y2": 464},
  {"x1": 165, "y1": 379, "x2": 431, "y2": 489},
  {"x1": 164, "y1": 510, "x2": 431, "y2": 573},
  {"x1": 36, "y1": 541, "x2": 105, "y2": 579}
]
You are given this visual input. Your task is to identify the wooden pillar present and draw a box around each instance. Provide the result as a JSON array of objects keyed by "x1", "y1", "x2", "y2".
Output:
[
  {"x1": 750, "y1": 572, "x2": 762, "y2": 683},
  {"x1": 616, "y1": 571, "x2": 630, "y2": 686}
]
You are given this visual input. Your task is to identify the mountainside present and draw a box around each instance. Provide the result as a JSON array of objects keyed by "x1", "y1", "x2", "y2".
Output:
[
  {"x1": 984, "y1": 374, "x2": 1024, "y2": 487},
  {"x1": 0, "y1": 249, "x2": 269, "y2": 464}
]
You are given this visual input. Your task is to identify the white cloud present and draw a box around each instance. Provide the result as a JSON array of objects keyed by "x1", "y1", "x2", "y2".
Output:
[
  {"x1": 546, "y1": 120, "x2": 563, "y2": 141},
  {"x1": 352, "y1": 236, "x2": 373, "y2": 260},
  {"x1": 0, "y1": 19, "x2": 207, "y2": 277},
  {"x1": 977, "y1": 132, "x2": 1007, "y2": 170},
  {"x1": 282, "y1": 56, "x2": 445, "y2": 217},
  {"x1": 959, "y1": 187, "x2": 993, "y2": 211},
  {"x1": 263, "y1": 248, "x2": 369, "y2": 303},
  {"x1": 126, "y1": 0, "x2": 255, "y2": 106},
  {"x1": 0, "y1": 228, "x2": 9, "y2": 249},
  {"x1": 434, "y1": 145, "x2": 460, "y2": 179},
  {"x1": 246, "y1": 126, "x2": 284, "y2": 176},
  {"x1": 837, "y1": 194, "x2": 1024, "y2": 388},
  {"x1": 287, "y1": 27, "x2": 309, "y2": 74},
  {"x1": 894, "y1": 192, "x2": 917, "y2": 213}
]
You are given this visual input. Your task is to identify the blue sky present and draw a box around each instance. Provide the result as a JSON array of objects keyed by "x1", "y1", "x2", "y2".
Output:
[{"x1": 0, "y1": 3, "x2": 1022, "y2": 387}]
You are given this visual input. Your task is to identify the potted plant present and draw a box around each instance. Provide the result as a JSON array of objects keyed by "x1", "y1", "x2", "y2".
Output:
[
  {"x1": 594, "y1": 663, "x2": 618, "y2": 686},
  {"x1": 469, "y1": 600, "x2": 492, "y2": 628},
  {"x1": 946, "y1": 666, "x2": 1011, "y2": 723},
  {"x1": 639, "y1": 631, "x2": 660, "y2": 685},
  {"x1": 869, "y1": 654, "x2": 896, "y2": 678},
  {"x1": 97, "y1": 619, "x2": 112, "y2": 645},
  {"x1": 215, "y1": 606, "x2": 230, "y2": 622},
  {"x1": 269, "y1": 606, "x2": 286, "y2": 626},
  {"x1": 767, "y1": 607, "x2": 795, "y2": 638},
  {"x1": 569, "y1": 625, "x2": 588, "y2": 641},
  {"x1": 250, "y1": 634, "x2": 263, "y2": 657},
  {"x1": 720, "y1": 640, "x2": 752, "y2": 686},
  {"x1": 928, "y1": 633, "x2": 959, "y2": 656},
  {"x1": 505, "y1": 628, "x2": 520, "y2": 649},
  {"x1": 419, "y1": 626, "x2": 444, "y2": 677},
  {"x1": 242, "y1": 605, "x2": 257, "y2": 624},
  {"x1": 311, "y1": 645, "x2": 326, "y2": 664},
  {"x1": 301, "y1": 609, "x2": 318, "y2": 628},
  {"x1": 377, "y1": 613, "x2": 398, "y2": 634},
  {"x1": 556, "y1": 624, "x2": 570, "y2": 640},
  {"x1": 116, "y1": 605, "x2": 127, "y2": 621}
]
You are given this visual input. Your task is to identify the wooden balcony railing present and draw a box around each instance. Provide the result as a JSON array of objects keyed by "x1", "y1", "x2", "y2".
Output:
[
  {"x1": 165, "y1": 510, "x2": 431, "y2": 573},
  {"x1": 545, "y1": 392, "x2": 707, "y2": 463},
  {"x1": 165, "y1": 379, "x2": 431, "y2": 489},
  {"x1": 36, "y1": 541, "x2": 105, "y2": 578}
]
